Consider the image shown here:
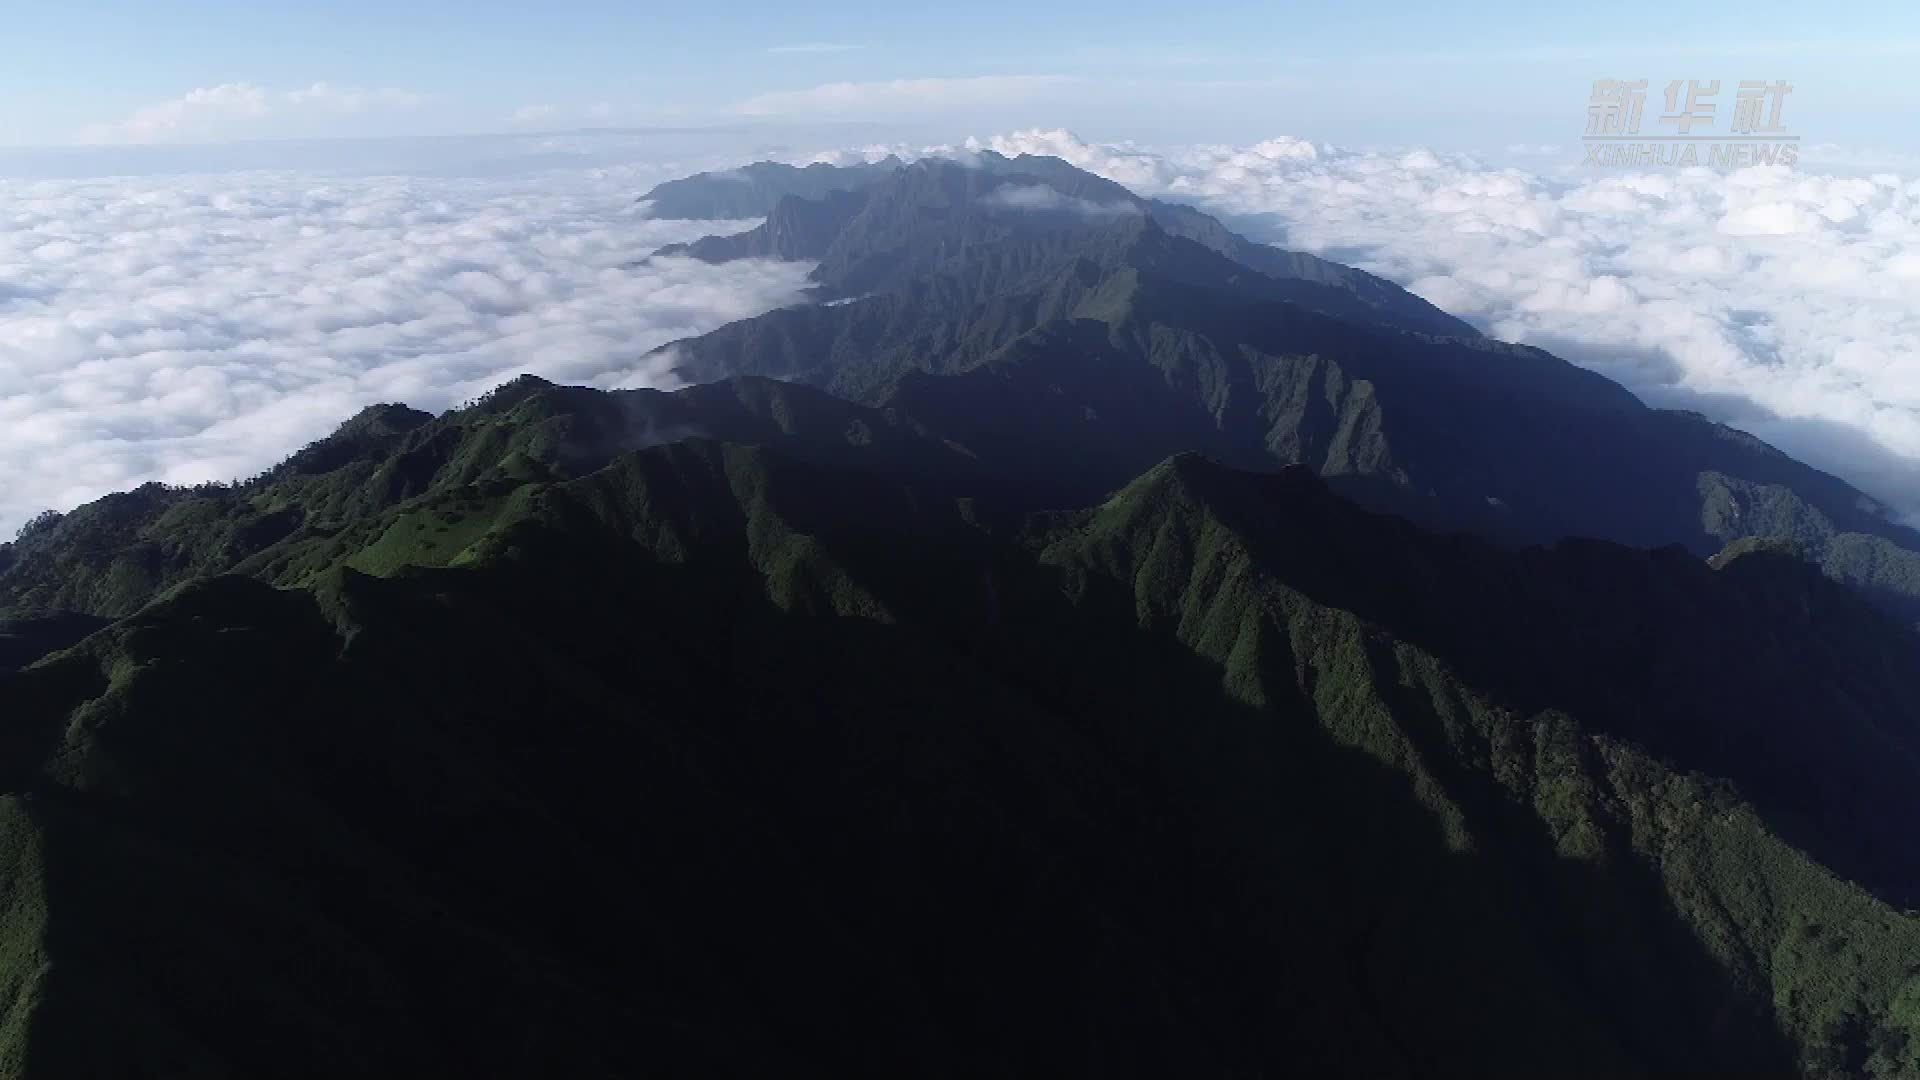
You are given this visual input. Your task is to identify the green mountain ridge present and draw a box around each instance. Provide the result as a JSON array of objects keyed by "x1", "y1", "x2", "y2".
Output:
[
  {"x1": 636, "y1": 156, "x2": 905, "y2": 219},
  {"x1": 0, "y1": 375, "x2": 976, "y2": 621},
  {"x1": 3, "y1": 427, "x2": 1920, "y2": 1073},
  {"x1": 4, "y1": 153, "x2": 1920, "y2": 1075},
  {"x1": 644, "y1": 156, "x2": 1920, "y2": 624},
  {"x1": 649, "y1": 152, "x2": 1477, "y2": 338}
]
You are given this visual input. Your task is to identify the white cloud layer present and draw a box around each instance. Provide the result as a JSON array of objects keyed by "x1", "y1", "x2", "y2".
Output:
[
  {"x1": 828, "y1": 129, "x2": 1920, "y2": 521},
  {"x1": 0, "y1": 165, "x2": 811, "y2": 535},
  {"x1": 505, "y1": 104, "x2": 561, "y2": 128},
  {"x1": 8, "y1": 126, "x2": 1919, "y2": 540},
  {"x1": 981, "y1": 183, "x2": 1141, "y2": 217}
]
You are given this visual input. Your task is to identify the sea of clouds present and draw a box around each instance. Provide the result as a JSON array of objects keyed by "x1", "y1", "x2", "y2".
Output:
[
  {"x1": 3, "y1": 127, "x2": 1917, "y2": 536},
  {"x1": 0, "y1": 153, "x2": 814, "y2": 535}
]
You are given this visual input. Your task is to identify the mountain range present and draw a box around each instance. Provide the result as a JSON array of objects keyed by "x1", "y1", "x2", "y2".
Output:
[
  {"x1": 642, "y1": 153, "x2": 1920, "y2": 623},
  {"x1": 1, "y1": 152, "x2": 1918, "y2": 1075}
]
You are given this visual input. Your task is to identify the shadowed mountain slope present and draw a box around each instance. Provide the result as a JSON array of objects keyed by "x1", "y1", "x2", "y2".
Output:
[
  {"x1": 644, "y1": 158, "x2": 1920, "y2": 622},
  {"x1": 3, "y1": 152, "x2": 1920, "y2": 1075},
  {"x1": 1, "y1": 436, "x2": 1919, "y2": 1074},
  {"x1": 0, "y1": 376, "x2": 971, "y2": 624},
  {"x1": 650, "y1": 153, "x2": 1476, "y2": 338}
]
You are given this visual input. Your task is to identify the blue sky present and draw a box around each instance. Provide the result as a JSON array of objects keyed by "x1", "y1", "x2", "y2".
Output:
[{"x1": 3, "y1": 0, "x2": 1919, "y2": 151}]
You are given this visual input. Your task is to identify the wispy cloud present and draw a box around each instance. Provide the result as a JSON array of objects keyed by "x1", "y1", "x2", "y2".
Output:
[
  {"x1": 732, "y1": 75, "x2": 1077, "y2": 117},
  {"x1": 1267, "y1": 36, "x2": 1920, "y2": 68},
  {"x1": 75, "y1": 82, "x2": 427, "y2": 145},
  {"x1": 503, "y1": 102, "x2": 702, "y2": 129},
  {"x1": 284, "y1": 82, "x2": 428, "y2": 113},
  {"x1": 980, "y1": 183, "x2": 1141, "y2": 217},
  {"x1": 76, "y1": 83, "x2": 270, "y2": 145},
  {"x1": 505, "y1": 103, "x2": 559, "y2": 128},
  {"x1": 765, "y1": 42, "x2": 862, "y2": 55}
]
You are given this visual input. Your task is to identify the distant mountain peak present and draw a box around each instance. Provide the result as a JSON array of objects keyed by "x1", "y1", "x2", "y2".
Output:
[
  {"x1": 637, "y1": 156, "x2": 905, "y2": 220},
  {"x1": 331, "y1": 403, "x2": 433, "y2": 441},
  {"x1": 643, "y1": 153, "x2": 1479, "y2": 339}
]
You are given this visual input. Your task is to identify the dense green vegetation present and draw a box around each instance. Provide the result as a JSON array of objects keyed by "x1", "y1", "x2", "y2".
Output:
[
  {"x1": 1700, "y1": 471, "x2": 1920, "y2": 625},
  {"x1": 651, "y1": 156, "x2": 1920, "y2": 619},
  {"x1": 3, "y1": 153, "x2": 1920, "y2": 1075},
  {"x1": 4, "y1": 427, "x2": 1920, "y2": 1074},
  {"x1": 651, "y1": 150, "x2": 1476, "y2": 338}
]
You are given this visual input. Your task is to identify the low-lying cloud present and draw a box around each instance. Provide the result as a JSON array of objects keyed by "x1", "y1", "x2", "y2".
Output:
[
  {"x1": 980, "y1": 182, "x2": 1141, "y2": 217},
  {"x1": 9, "y1": 125, "x2": 1920, "y2": 539},
  {"x1": 0, "y1": 165, "x2": 812, "y2": 536}
]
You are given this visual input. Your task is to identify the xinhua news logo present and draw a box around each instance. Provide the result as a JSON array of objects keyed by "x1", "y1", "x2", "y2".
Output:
[{"x1": 1584, "y1": 80, "x2": 1797, "y2": 167}]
